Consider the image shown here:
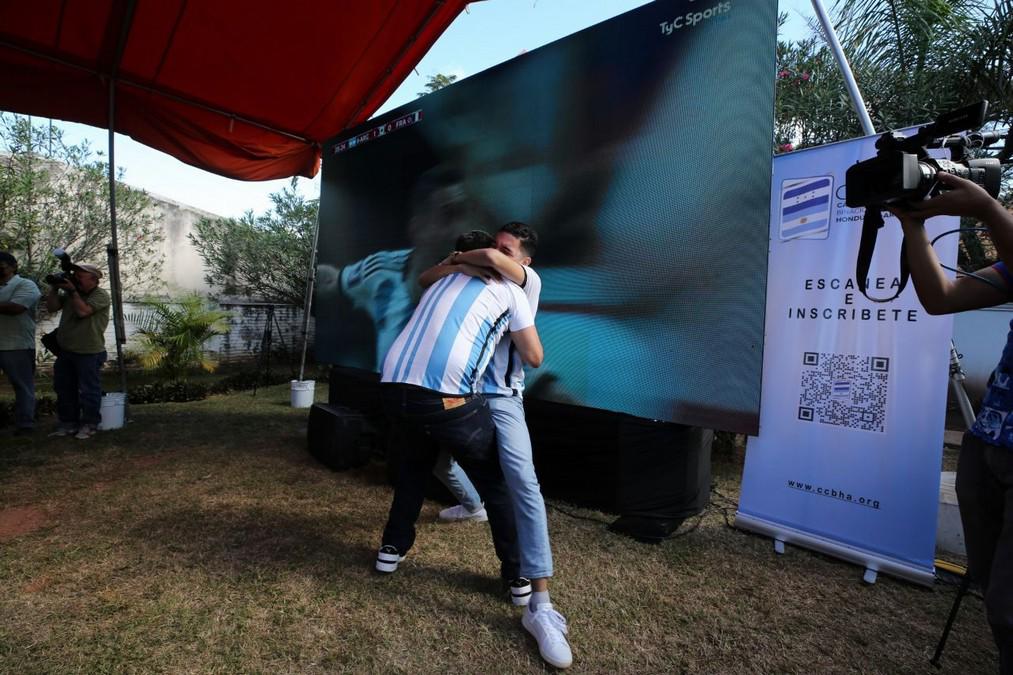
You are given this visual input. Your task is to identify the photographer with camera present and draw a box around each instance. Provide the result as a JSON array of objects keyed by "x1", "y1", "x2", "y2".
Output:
[
  {"x1": 890, "y1": 172, "x2": 1013, "y2": 674},
  {"x1": 0, "y1": 251, "x2": 42, "y2": 436},
  {"x1": 44, "y1": 262, "x2": 111, "y2": 439}
]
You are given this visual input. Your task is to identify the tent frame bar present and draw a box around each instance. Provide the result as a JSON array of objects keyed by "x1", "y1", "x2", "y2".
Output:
[{"x1": 0, "y1": 38, "x2": 313, "y2": 144}]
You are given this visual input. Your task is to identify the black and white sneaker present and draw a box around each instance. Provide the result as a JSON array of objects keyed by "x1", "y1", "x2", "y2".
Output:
[
  {"x1": 508, "y1": 577, "x2": 532, "y2": 606},
  {"x1": 375, "y1": 545, "x2": 406, "y2": 573}
]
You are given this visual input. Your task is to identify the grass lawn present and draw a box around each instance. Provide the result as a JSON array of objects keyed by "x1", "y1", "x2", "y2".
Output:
[{"x1": 0, "y1": 384, "x2": 997, "y2": 673}]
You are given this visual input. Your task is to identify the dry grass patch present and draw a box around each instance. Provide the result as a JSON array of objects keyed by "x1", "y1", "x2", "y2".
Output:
[{"x1": 0, "y1": 385, "x2": 997, "y2": 673}]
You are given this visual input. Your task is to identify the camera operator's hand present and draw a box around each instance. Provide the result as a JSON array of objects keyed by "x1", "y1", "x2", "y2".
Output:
[
  {"x1": 56, "y1": 277, "x2": 77, "y2": 293},
  {"x1": 886, "y1": 205, "x2": 926, "y2": 233},
  {"x1": 905, "y1": 172, "x2": 1001, "y2": 222}
]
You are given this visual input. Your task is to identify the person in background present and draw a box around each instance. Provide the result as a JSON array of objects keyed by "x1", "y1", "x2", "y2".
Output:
[
  {"x1": 45, "y1": 263, "x2": 110, "y2": 440},
  {"x1": 0, "y1": 251, "x2": 42, "y2": 436},
  {"x1": 889, "y1": 172, "x2": 1013, "y2": 675}
]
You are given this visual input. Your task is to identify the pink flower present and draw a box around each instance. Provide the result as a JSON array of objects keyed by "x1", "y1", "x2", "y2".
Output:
[
  {"x1": 778, "y1": 69, "x2": 790, "y2": 79},
  {"x1": 800, "y1": 72, "x2": 810, "y2": 81},
  {"x1": 779, "y1": 143, "x2": 794, "y2": 152}
]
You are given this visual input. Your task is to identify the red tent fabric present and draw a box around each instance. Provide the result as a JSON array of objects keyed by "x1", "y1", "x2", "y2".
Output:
[{"x1": 0, "y1": 0, "x2": 472, "y2": 180}]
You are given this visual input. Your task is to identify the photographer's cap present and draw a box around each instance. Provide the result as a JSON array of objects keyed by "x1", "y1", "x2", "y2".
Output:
[{"x1": 70, "y1": 263, "x2": 103, "y2": 278}]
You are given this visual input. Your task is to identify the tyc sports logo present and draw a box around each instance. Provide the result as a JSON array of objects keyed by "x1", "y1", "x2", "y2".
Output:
[{"x1": 660, "y1": 1, "x2": 732, "y2": 35}]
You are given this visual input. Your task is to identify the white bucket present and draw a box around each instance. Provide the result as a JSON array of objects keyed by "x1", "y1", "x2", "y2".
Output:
[
  {"x1": 99, "y1": 392, "x2": 127, "y2": 430},
  {"x1": 291, "y1": 380, "x2": 315, "y2": 408}
]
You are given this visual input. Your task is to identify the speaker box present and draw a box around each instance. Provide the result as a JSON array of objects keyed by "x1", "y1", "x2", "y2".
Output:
[
  {"x1": 307, "y1": 403, "x2": 375, "y2": 471},
  {"x1": 324, "y1": 369, "x2": 714, "y2": 536},
  {"x1": 524, "y1": 398, "x2": 712, "y2": 541}
]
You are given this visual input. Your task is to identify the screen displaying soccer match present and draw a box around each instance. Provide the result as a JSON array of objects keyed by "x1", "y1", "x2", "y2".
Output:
[{"x1": 315, "y1": 0, "x2": 777, "y2": 434}]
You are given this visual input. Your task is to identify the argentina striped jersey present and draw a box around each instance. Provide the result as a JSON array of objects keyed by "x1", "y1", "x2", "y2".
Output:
[
  {"x1": 381, "y1": 273, "x2": 534, "y2": 395},
  {"x1": 479, "y1": 266, "x2": 541, "y2": 397},
  {"x1": 339, "y1": 249, "x2": 415, "y2": 371}
]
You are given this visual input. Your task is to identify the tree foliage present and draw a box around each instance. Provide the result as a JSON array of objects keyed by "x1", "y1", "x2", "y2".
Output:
[
  {"x1": 775, "y1": 1, "x2": 1013, "y2": 153},
  {"x1": 775, "y1": 1, "x2": 1013, "y2": 271},
  {"x1": 0, "y1": 114, "x2": 164, "y2": 294},
  {"x1": 188, "y1": 178, "x2": 316, "y2": 305},
  {"x1": 127, "y1": 294, "x2": 232, "y2": 381},
  {"x1": 418, "y1": 73, "x2": 458, "y2": 97}
]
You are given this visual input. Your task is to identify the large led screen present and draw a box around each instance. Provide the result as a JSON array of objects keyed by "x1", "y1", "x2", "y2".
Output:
[{"x1": 315, "y1": 0, "x2": 777, "y2": 434}]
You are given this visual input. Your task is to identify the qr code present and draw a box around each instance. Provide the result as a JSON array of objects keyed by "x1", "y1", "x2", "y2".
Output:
[{"x1": 798, "y1": 352, "x2": 889, "y2": 433}]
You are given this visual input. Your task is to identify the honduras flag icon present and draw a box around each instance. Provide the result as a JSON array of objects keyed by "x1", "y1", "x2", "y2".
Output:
[{"x1": 779, "y1": 176, "x2": 833, "y2": 241}]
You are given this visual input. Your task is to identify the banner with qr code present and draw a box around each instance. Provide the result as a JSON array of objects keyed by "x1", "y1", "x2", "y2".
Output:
[{"x1": 736, "y1": 131, "x2": 958, "y2": 585}]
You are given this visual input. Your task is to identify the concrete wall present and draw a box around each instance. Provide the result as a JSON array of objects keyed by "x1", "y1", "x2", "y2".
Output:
[
  {"x1": 34, "y1": 301, "x2": 313, "y2": 366},
  {"x1": 143, "y1": 191, "x2": 218, "y2": 297}
]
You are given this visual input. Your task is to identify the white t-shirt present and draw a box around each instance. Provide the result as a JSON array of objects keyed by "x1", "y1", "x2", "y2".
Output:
[{"x1": 479, "y1": 265, "x2": 541, "y2": 396}]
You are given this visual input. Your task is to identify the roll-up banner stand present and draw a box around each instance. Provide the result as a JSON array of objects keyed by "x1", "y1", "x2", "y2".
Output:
[{"x1": 737, "y1": 132, "x2": 958, "y2": 585}]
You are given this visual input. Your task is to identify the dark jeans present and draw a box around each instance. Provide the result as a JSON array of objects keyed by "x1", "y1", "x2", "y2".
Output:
[
  {"x1": 958, "y1": 432, "x2": 1013, "y2": 674},
  {"x1": 0, "y1": 349, "x2": 35, "y2": 429},
  {"x1": 380, "y1": 383, "x2": 520, "y2": 580},
  {"x1": 53, "y1": 351, "x2": 106, "y2": 427}
]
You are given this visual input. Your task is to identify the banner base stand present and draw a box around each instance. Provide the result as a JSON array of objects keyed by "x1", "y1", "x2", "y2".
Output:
[{"x1": 735, "y1": 511, "x2": 935, "y2": 587}]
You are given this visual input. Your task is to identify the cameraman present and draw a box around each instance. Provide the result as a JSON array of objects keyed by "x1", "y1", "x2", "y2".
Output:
[
  {"x1": 0, "y1": 252, "x2": 41, "y2": 435},
  {"x1": 890, "y1": 172, "x2": 1013, "y2": 674},
  {"x1": 44, "y1": 263, "x2": 110, "y2": 439}
]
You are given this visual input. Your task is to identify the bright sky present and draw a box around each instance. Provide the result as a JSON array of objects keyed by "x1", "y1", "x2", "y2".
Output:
[{"x1": 18, "y1": 0, "x2": 822, "y2": 219}]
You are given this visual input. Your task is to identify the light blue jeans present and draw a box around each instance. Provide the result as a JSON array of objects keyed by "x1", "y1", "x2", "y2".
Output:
[{"x1": 433, "y1": 395, "x2": 553, "y2": 579}]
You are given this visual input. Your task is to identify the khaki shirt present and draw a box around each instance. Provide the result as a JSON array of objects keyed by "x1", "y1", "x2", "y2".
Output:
[
  {"x1": 56, "y1": 286, "x2": 111, "y2": 354},
  {"x1": 0, "y1": 274, "x2": 42, "y2": 351}
]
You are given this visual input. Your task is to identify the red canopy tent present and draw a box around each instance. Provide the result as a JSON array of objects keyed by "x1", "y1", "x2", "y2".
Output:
[
  {"x1": 0, "y1": 0, "x2": 473, "y2": 395},
  {"x1": 0, "y1": 0, "x2": 472, "y2": 180}
]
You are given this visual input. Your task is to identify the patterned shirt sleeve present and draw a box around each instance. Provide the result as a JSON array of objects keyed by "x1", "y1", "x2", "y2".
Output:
[{"x1": 993, "y1": 261, "x2": 1013, "y2": 294}]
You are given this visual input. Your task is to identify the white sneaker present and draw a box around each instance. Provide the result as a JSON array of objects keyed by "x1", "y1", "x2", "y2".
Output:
[
  {"x1": 74, "y1": 424, "x2": 98, "y2": 440},
  {"x1": 375, "y1": 545, "x2": 406, "y2": 573},
  {"x1": 522, "y1": 603, "x2": 573, "y2": 669},
  {"x1": 438, "y1": 504, "x2": 488, "y2": 523}
]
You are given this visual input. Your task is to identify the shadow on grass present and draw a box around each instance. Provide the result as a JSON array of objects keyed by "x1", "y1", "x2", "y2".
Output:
[{"x1": 124, "y1": 504, "x2": 517, "y2": 628}]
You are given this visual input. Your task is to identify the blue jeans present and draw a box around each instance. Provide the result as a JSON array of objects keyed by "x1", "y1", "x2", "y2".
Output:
[
  {"x1": 958, "y1": 432, "x2": 1013, "y2": 674},
  {"x1": 435, "y1": 395, "x2": 553, "y2": 579},
  {"x1": 0, "y1": 349, "x2": 35, "y2": 429},
  {"x1": 434, "y1": 450, "x2": 484, "y2": 512},
  {"x1": 380, "y1": 384, "x2": 520, "y2": 580},
  {"x1": 53, "y1": 351, "x2": 106, "y2": 427}
]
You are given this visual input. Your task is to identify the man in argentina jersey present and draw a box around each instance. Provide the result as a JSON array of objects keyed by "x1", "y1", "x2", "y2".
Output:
[
  {"x1": 418, "y1": 223, "x2": 573, "y2": 670},
  {"x1": 375, "y1": 233, "x2": 546, "y2": 648}
]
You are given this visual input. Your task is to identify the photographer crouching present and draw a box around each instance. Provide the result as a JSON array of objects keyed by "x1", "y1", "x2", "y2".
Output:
[
  {"x1": 890, "y1": 172, "x2": 1013, "y2": 674},
  {"x1": 44, "y1": 262, "x2": 111, "y2": 439}
]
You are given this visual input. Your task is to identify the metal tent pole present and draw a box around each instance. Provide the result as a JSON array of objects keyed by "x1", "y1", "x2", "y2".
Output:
[
  {"x1": 298, "y1": 207, "x2": 321, "y2": 382},
  {"x1": 105, "y1": 0, "x2": 137, "y2": 413},
  {"x1": 107, "y1": 82, "x2": 129, "y2": 410}
]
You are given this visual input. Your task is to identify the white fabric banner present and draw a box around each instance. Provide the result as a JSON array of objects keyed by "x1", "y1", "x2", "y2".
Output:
[{"x1": 736, "y1": 133, "x2": 957, "y2": 585}]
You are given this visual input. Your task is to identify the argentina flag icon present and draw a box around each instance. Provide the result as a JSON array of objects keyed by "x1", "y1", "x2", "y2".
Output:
[{"x1": 779, "y1": 176, "x2": 833, "y2": 241}]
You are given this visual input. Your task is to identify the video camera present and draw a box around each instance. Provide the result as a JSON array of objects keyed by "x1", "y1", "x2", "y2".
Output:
[
  {"x1": 846, "y1": 101, "x2": 1004, "y2": 208},
  {"x1": 843, "y1": 102, "x2": 1008, "y2": 303},
  {"x1": 44, "y1": 247, "x2": 76, "y2": 286}
]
